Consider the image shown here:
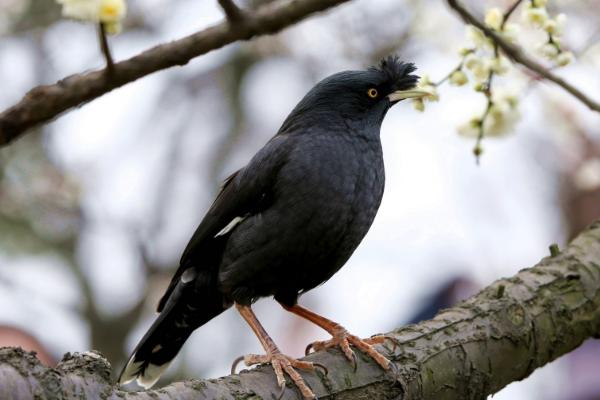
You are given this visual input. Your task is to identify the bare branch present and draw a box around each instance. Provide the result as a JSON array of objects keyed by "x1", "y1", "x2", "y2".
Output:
[
  {"x1": 218, "y1": 0, "x2": 244, "y2": 22},
  {"x1": 2, "y1": 219, "x2": 600, "y2": 399},
  {"x1": 0, "y1": 0, "x2": 353, "y2": 147},
  {"x1": 447, "y1": 0, "x2": 600, "y2": 113}
]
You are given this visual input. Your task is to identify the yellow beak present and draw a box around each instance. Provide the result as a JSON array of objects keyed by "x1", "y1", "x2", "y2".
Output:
[{"x1": 387, "y1": 89, "x2": 431, "y2": 102}]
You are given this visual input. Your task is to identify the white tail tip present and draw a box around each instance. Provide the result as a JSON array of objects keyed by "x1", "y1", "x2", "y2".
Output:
[{"x1": 119, "y1": 356, "x2": 171, "y2": 389}]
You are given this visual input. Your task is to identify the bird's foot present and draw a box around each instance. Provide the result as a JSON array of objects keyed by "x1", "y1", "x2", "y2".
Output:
[
  {"x1": 236, "y1": 351, "x2": 317, "y2": 399},
  {"x1": 306, "y1": 326, "x2": 390, "y2": 371}
]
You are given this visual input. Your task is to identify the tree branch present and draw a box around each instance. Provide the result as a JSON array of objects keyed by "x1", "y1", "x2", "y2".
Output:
[
  {"x1": 218, "y1": 0, "x2": 245, "y2": 22},
  {"x1": 446, "y1": 0, "x2": 600, "y2": 113},
  {"x1": 0, "y1": 0, "x2": 352, "y2": 148},
  {"x1": 2, "y1": 219, "x2": 600, "y2": 399}
]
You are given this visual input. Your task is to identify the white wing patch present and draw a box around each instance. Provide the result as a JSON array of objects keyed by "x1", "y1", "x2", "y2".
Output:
[
  {"x1": 180, "y1": 268, "x2": 197, "y2": 283},
  {"x1": 215, "y1": 216, "x2": 246, "y2": 237}
]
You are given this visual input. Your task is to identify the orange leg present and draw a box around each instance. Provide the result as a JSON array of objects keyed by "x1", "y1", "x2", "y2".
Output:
[
  {"x1": 235, "y1": 303, "x2": 316, "y2": 399},
  {"x1": 280, "y1": 303, "x2": 390, "y2": 370}
]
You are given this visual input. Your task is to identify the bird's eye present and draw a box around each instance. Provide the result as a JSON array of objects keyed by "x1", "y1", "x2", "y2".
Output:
[{"x1": 367, "y1": 88, "x2": 378, "y2": 98}]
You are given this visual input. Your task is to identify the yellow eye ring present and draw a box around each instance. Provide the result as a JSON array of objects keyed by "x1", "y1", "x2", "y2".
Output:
[{"x1": 367, "y1": 88, "x2": 378, "y2": 98}]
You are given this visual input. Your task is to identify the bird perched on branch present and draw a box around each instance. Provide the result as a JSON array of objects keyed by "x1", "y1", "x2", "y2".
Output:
[{"x1": 119, "y1": 56, "x2": 428, "y2": 398}]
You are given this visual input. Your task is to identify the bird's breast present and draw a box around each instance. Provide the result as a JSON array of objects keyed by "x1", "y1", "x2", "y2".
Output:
[{"x1": 275, "y1": 134, "x2": 385, "y2": 239}]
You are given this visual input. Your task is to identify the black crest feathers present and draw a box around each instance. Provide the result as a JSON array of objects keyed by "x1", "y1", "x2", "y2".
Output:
[{"x1": 370, "y1": 55, "x2": 419, "y2": 90}]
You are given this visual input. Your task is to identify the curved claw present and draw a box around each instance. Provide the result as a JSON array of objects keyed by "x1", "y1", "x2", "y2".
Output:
[
  {"x1": 350, "y1": 350, "x2": 358, "y2": 372},
  {"x1": 305, "y1": 342, "x2": 315, "y2": 356},
  {"x1": 387, "y1": 359, "x2": 399, "y2": 376},
  {"x1": 312, "y1": 362, "x2": 328, "y2": 376},
  {"x1": 275, "y1": 383, "x2": 287, "y2": 400},
  {"x1": 378, "y1": 335, "x2": 401, "y2": 352},
  {"x1": 231, "y1": 355, "x2": 245, "y2": 375}
]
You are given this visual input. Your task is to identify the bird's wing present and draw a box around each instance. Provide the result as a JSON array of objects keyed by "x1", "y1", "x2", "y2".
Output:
[{"x1": 156, "y1": 134, "x2": 291, "y2": 312}]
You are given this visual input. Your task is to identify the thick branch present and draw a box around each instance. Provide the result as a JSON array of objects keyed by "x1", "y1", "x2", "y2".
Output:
[
  {"x1": 2, "y1": 220, "x2": 600, "y2": 399},
  {"x1": 0, "y1": 0, "x2": 352, "y2": 147},
  {"x1": 447, "y1": 0, "x2": 600, "y2": 113}
]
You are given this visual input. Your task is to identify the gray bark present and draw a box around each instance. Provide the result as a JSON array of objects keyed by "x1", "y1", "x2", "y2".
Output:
[{"x1": 2, "y1": 220, "x2": 600, "y2": 399}]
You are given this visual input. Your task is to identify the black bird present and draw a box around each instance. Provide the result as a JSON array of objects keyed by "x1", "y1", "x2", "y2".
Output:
[{"x1": 119, "y1": 56, "x2": 428, "y2": 398}]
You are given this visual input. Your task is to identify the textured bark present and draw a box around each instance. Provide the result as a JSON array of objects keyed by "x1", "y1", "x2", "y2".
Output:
[
  {"x1": 1, "y1": 220, "x2": 600, "y2": 399},
  {"x1": 0, "y1": 0, "x2": 352, "y2": 147}
]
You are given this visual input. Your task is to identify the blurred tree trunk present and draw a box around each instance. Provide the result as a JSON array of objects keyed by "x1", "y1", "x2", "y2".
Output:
[{"x1": 1, "y1": 219, "x2": 600, "y2": 400}]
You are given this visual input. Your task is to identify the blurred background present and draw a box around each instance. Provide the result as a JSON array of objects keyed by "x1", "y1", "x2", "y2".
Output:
[{"x1": 1, "y1": 0, "x2": 599, "y2": 398}]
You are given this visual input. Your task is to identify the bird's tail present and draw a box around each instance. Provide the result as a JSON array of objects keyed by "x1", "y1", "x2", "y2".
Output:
[{"x1": 118, "y1": 272, "x2": 228, "y2": 389}]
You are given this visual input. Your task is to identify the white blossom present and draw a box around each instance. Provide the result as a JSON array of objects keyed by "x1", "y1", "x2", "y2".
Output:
[
  {"x1": 412, "y1": 98, "x2": 425, "y2": 112},
  {"x1": 449, "y1": 70, "x2": 468, "y2": 86},
  {"x1": 544, "y1": 14, "x2": 566, "y2": 36},
  {"x1": 464, "y1": 55, "x2": 491, "y2": 82},
  {"x1": 484, "y1": 93, "x2": 520, "y2": 137},
  {"x1": 458, "y1": 92, "x2": 520, "y2": 139},
  {"x1": 457, "y1": 118, "x2": 481, "y2": 138},
  {"x1": 466, "y1": 25, "x2": 493, "y2": 49},
  {"x1": 556, "y1": 51, "x2": 574, "y2": 66},
  {"x1": 416, "y1": 75, "x2": 439, "y2": 102},
  {"x1": 555, "y1": 13, "x2": 567, "y2": 28},
  {"x1": 410, "y1": 75, "x2": 438, "y2": 111},
  {"x1": 523, "y1": 6, "x2": 548, "y2": 28},
  {"x1": 99, "y1": 0, "x2": 126, "y2": 23},
  {"x1": 57, "y1": 0, "x2": 100, "y2": 21},
  {"x1": 501, "y1": 23, "x2": 519, "y2": 42},
  {"x1": 539, "y1": 42, "x2": 559, "y2": 58},
  {"x1": 491, "y1": 56, "x2": 511, "y2": 75},
  {"x1": 484, "y1": 8, "x2": 504, "y2": 31},
  {"x1": 55, "y1": 0, "x2": 126, "y2": 33}
]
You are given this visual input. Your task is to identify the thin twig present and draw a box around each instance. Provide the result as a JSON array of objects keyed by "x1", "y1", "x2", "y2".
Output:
[
  {"x1": 218, "y1": 0, "x2": 244, "y2": 22},
  {"x1": 434, "y1": 59, "x2": 465, "y2": 86},
  {"x1": 501, "y1": 0, "x2": 525, "y2": 29},
  {"x1": 0, "y1": 0, "x2": 352, "y2": 147},
  {"x1": 446, "y1": 0, "x2": 600, "y2": 113},
  {"x1": 98, "y1": 23, "x2": 115, "y2": 74}
]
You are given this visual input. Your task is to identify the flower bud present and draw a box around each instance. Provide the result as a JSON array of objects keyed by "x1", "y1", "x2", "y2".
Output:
[
  {"x1": 100, "y1": 0, "x2": 126, "y2": 23},
  {"x1": 556, "y1": 51, "x2": 574, "y2": 66},
  {"x1": 449, "y1": 70, "x2": 469, "y2": 86},
  {"x1": 412, "y1": 98, "x2": 425, "y2": 112}
]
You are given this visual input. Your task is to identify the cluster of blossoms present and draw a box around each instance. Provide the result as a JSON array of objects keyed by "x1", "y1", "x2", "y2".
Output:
[
  {"x1": 56, "y1": 0, "x2": 127, "y2": 34},
  {"x1": 522, "y1": 0, "x2": 573, "y2": 66},
  {"x1": 457, "y1": 91, "x2": 520, "y2": 138},
  {"x1": 413, "y1": 7, "x2": 519, "y2": 156},
  {"x1": 413, "y1": 0, "x2": 576, "y2": 159}
]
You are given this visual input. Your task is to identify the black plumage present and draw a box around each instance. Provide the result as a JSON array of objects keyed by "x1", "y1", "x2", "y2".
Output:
[{"x1": 119, "y1": 56, "x2": 424, "y2": 396}]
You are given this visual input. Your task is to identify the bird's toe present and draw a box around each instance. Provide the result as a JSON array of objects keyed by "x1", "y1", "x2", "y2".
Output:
[
  {"x1": 345, "y1": 334, "x2": 390, "y2": 370},
  {"x1": 306, "y1": 329, "x2": 391, "y2": 371},
  {"x1": 271, "y1": 354, "x2": 316, "y2": 399},
  {"x1": 231, "y1": 351, "x2": 316, "y2": 399}
]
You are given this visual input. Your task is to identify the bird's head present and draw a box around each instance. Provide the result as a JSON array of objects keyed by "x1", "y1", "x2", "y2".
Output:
[{"x1": 279, "y1": 56, "x2": 428, "y2": 135}]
